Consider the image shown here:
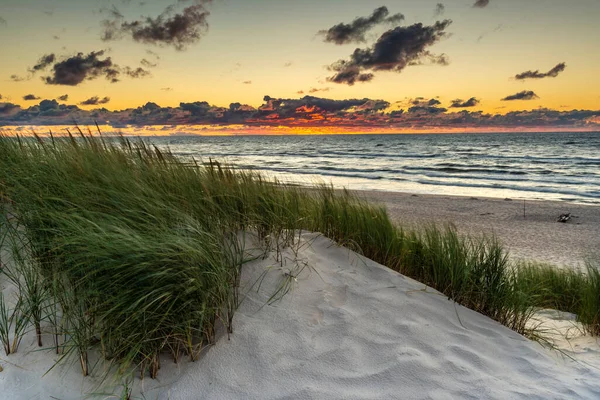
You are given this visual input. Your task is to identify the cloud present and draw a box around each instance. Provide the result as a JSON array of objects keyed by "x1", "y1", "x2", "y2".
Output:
[
  {"x1": 0, "y1": 103, "x2": 20, "y2": 116},
  {"x1": 473, "y1": 0, "x2": 489, "y2": 8},
  {"x1": 327, "y1": 20, "x2": 452, "y2": 85},
  {"x1": 327, "y1": 67, "x2": 374, "y2": 85},
  {"x1": 57, "y1": 94, "x2": 69, "y2": 101},
  {"x1": 141, "y1": 50, "x2": 160, "y2": 68},
  {"x1": 23, "y1": 94, "x2": 41, "y2": 101},
  {"x1": 146, "y1": 49, "x2": 160, "y2": 59},
  {"x1": 140, "y1": 58, "x2": 158, "y2": 68},
  {"x1": 450, "y1": 97, "x2": 480, "y2": 108},
  {"x1": 102, "y1": 1, "x2": 211, "y2": 51},
  {"x1": 80, "y1": 96, "x2": 111, "y2": 106},
  {"x1": 2, "y1": 95, "x2": 600, "y2": 132},
  {"x1": 319, "y1": 6, "x2": 405, "y2": 45},
  {"x1": 43, "y1": 51, "x2": 119, "y2": 86},
  {"x1": 434, "y1": 3, "x2": 445, "y2": 17},
  {"x1": 407, "y1": 97, "x2": 446, "y2": 113},
  {"x1": 10, "y1": 74, "x2": 29, "y2": 82},
  {"x1": 501, "y1": 91, "x2": 539, "y2": 101},
  {"x1": 309, "y1": 88, "x2": 331, "y2": 93},
  {"x1": 514, "y1": 62, "x2": 567, "y2": 80},
  {"x1": 243, "y1": 80, "x2": 252, "y2": 84},
  {"x1": 29, "y1": 54, "x2": 56, "y2": 73},
  {"x1": 124, "y1": 66, "x2": 151, "y2": 78},
  {"x1": 38, "y1": 51, "x2": 149, "y2": 86}
]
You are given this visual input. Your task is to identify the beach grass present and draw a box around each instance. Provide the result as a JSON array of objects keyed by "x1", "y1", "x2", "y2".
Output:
[{"x1": 0, "y1": 132, "x2": 598, "y2": 381}]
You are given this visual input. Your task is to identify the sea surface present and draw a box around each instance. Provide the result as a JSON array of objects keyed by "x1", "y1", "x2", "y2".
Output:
[{"x1": 149, "y1": 131, "x2": 600, "y2": 204}]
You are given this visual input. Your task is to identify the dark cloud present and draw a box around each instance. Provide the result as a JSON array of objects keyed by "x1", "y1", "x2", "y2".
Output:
[
  {"x1": 514, "y1": 62, "x2": 567, "y2": 80},
  {"x1": 80, "y1": 96, "x2": 111, "y2": 106},
  {"x1": 140, "y1": 58, "x2": 158, "y2": 68},
  {"x1": 38, "y1": 51, "x2": 149, "y2": 86},
  {"x1": 23, "y1": 94, "x2": 41, "y2": 101},
  {"x1": 450, "y1": 97, "x2": 480, "y2": 108},
  {"x1": 57, "y1": 94, "x2": 69, "y2": 101},
  {"x1": 29, "y1": 54, "x2": 56, "y2": 73},
  {"x1": 327, "y1": 67, "x2": 374, "y2": 85},
  {"x1": 319, "y1": 6, "x2": 405, "y2": 45},
  {"x1": 124, "y1": 66, "x2": 151, "y2": 78},
  {"x1": 408, "y1": 97, "x2": 446, "y2": 113},
  {"x1": 309, "y1": 88, "x2": 331, "y2": 93},
  {"x1": 434, "y1": 3, "x2": 445, "y2": 17},
  {"x1": 10, "y1": 74, "x2": 29, "y2": 82},
  {"x1": 102, "y1": 1, "x2": 211, "y2": 51},
  {"x1": 43, "y1": 51, "x2": 120, "y2": 86},
  {"x1": 146, "y1": 49, "x2": 160, "y2": 59},
  {"x1": 473, "y1": 0, "x2": 489, "y2": 8},
  {"x1": 327, "y1": 20, "x2": 452, "y2": 85},
  {"x1": 501, "y1": 91, "x2": 539, "y2": 101}
]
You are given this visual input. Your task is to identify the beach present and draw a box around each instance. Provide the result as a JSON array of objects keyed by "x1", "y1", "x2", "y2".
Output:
[{"x1": 356, "y1": 190, "x2": 600, "y2": 268}]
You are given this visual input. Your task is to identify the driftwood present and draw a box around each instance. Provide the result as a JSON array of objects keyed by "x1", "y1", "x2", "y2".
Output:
[{"x1": 557, "y1": 213, "x2": 571, "y2": 223}]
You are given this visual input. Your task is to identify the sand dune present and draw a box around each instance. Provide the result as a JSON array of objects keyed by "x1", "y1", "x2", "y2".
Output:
[{"x1": 2, "y1": 232, "x2": 600, "y2": 399}]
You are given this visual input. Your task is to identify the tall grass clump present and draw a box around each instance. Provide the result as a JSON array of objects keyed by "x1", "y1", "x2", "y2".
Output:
[
  {"x1": 579, "y1": 262, "x2": 600, "y2": 335},
  {"x1": 1, "y1": 130, "x2": 600, "y2": 386}
]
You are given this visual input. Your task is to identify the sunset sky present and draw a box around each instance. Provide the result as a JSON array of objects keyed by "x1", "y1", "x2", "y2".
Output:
[{"x1": 1, "y1": 0, "x2": 599, "y2": 134}]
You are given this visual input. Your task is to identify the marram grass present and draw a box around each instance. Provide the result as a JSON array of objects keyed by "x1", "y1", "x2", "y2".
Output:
[{"x1": 0, "y1": 132, "x2": 598, "y2": 384}]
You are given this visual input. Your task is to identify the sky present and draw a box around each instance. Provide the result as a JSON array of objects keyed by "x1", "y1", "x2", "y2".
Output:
[{"x1": 0, "y1": 0, "x2": 599, "y2": 134}]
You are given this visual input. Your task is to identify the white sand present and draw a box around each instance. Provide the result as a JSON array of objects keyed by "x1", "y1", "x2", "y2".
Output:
[
  {"x1": 2, "y1": 232, "x2": 600, "y2": 399},
  {"x1": 354, "y1": 190, "x2": 600, "y2": 268}
]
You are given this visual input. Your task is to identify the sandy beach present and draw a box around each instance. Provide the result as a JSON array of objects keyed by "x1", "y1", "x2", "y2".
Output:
[{"x1": 354, "y1": 190, "x2": 600, "y2": 268}]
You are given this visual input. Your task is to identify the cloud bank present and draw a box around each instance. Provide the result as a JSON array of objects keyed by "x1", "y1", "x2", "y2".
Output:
[{"x1": 2, "y1": 95, "x2": 598, "y2": 132}]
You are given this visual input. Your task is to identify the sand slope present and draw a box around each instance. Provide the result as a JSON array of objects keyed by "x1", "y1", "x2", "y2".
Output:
[
  {"x1": 163, "y1": 233, "x2": 600, "y2": 399},
  {"x1": 2, "y1": 233, "x2": 600, "y2": 399}
]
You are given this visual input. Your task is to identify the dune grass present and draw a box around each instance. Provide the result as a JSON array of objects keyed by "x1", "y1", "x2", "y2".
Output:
[{"x1": 0, "y1": 132, "x2": 598, "y2": 382}]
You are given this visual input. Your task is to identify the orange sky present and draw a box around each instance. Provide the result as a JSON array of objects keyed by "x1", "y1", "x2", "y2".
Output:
[{"x1": 1, "y1": 0, "x2": 599, "y2": 133}]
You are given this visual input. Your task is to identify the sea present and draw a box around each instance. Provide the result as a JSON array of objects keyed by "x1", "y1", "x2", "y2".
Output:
[{"x1": 148, "y1": 131, "x2": 600, "y2": 205}]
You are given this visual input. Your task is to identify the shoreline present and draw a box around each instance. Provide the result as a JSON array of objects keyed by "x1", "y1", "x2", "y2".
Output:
[{"x1": 350, "y1": 189, "x2": 600, "y2": 268}]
